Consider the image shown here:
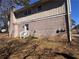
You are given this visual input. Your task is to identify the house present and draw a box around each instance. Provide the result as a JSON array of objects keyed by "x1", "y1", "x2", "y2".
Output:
[
  {"x1": 9, "y1": 0, "x2": 71, "y2": 41},
  {"x1": 72, "y1": 24, "x2": 79, "y2": 34}
]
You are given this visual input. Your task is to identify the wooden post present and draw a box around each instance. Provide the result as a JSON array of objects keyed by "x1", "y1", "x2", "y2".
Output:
[
  {"x1": 65, "y1": 0, "x2": 72, "y2": 42},
  {"x1": 9, "y1": 9, "x2": 14, "y2": 37},
  {"x1": 9, "y1": 6, "x2": 18, "y2": 37}
]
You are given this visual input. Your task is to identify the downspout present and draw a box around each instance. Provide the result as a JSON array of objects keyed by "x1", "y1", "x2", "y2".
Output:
[{"x1": 65, "y1": 0, "x2": 72, "y2": 42}]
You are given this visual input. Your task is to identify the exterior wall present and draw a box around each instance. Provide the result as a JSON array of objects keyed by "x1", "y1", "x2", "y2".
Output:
[
  {"x1": 18, "y1": 15, "x2": 66, "y2": 37},
  {"x1": 10, "y1": 0, "x2": 68, "y2": 38}
]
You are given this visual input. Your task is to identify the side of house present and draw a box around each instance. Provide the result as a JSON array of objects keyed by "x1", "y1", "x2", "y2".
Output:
[{"x1": 9, "y1": 0, "x2": 71, "y2": 39}]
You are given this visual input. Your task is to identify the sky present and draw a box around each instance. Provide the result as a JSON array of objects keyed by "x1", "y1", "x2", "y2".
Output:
[
  {"x1": 0, "y1": 0, "x2": 78, "y2": 25},
  {"x1": 71, "y1": 0, "x2": 79, "y2": 25}
]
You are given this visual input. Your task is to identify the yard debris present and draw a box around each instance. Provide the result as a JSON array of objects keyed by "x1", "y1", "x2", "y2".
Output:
[{"x1": 0, "y1": 33, "x2": 79, "y2": 59}]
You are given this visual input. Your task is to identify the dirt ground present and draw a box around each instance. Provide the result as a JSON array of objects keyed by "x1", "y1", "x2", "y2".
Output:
[{"x1": 0, "y1": 33, "x2": 79, "y2": 59}]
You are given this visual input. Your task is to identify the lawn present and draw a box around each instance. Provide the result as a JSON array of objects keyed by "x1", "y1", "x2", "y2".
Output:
[{"x1": 0, "y1": 33, "x2": 79, "y2": 59}]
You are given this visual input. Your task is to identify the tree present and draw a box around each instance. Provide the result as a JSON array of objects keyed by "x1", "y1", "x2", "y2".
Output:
[
  {"x1": 0, "y1": 0, "x2": 30, "y2": 14},
  {"x1": 76, "y1": 24, "x2": 79, "y2": 29},
  {"x1": 0, "y1": 0, "x2": 30, "y2": 33},
  {"x1": 71, "y1": 19, "x2": 76, "y2": 28},
  {"x1": 0, "y1": 0, "x2": 30, "y2": 7},
  {"x1": 71, "y1": 19, "x2": 75, "y2": 25},
  {"x1": 14, "y1": 0, "x2": 30, "y2": 6}
]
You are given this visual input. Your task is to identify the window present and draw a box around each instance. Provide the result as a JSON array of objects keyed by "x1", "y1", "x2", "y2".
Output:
[
  {"x1": 38, "y1": 6, "x2": 42, "y2": 11},
  {"x1": 28, "y1": 10, "x2": 31, "y2": 14},
  {"x1": 25, "y1": 24, "x2": 29, "y2": 30},
  {"x1": 24, "y1": 11, "x2": 28, "y2": 15}
]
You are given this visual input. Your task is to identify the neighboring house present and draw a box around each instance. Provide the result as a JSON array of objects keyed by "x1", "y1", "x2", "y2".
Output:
[
  {"x1": 72, "y1": 24, "x2": 79, "y2": 34},
  {"x1": 9, "y1": 0, "x2": 71, "y2": 41}
]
